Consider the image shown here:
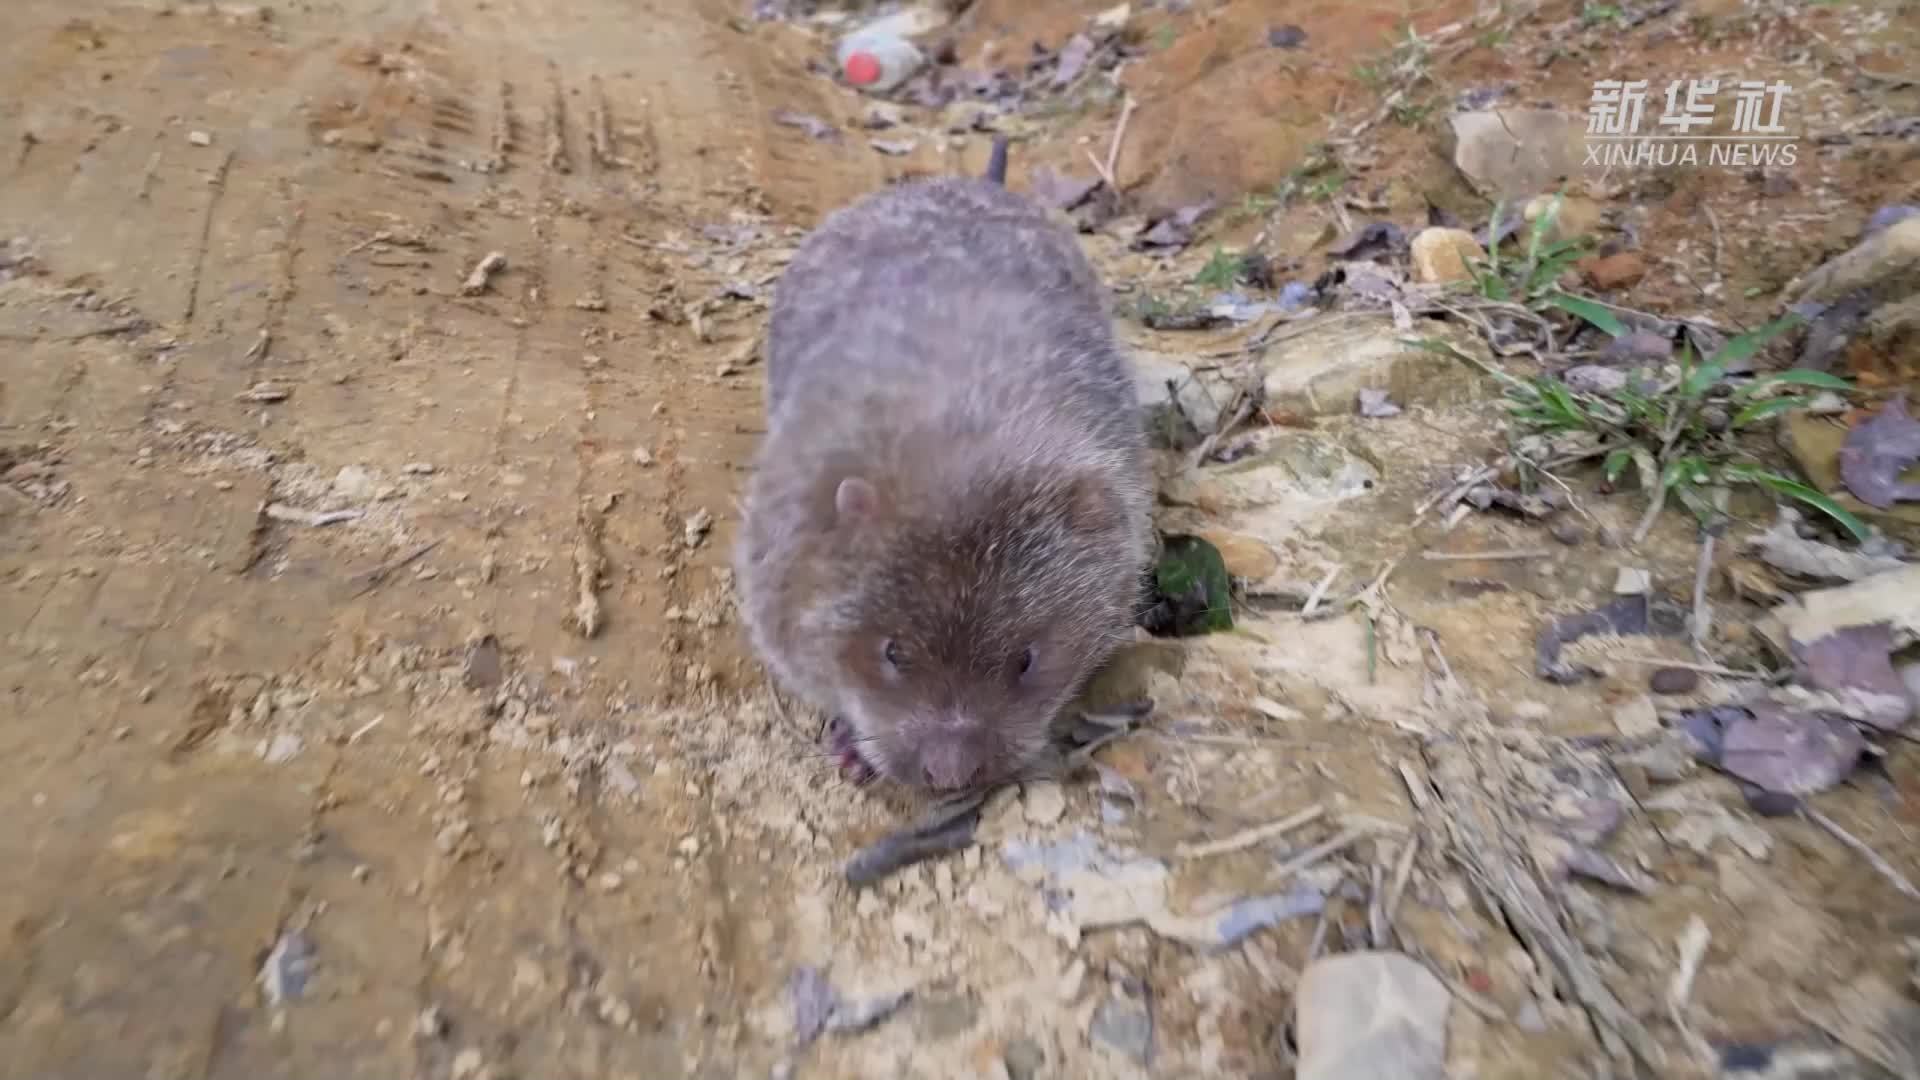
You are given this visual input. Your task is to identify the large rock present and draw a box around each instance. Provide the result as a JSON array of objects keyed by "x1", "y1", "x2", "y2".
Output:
[
  {"x1": 1787, "y1": 216, "x2": 1920, "y2": 306},
  {"x1": 1446, "y1": 110, "x2": 1589, "y2": 201},
  {"x1": 1295, "y1": 951, "x2": 1450, "y2": 1080},
  {"x1": 1256, "y1": 315, "x2": 1492, "y2": 417}
]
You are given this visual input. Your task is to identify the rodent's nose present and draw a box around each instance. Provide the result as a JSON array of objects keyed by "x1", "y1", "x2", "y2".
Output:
[
  {"x1": 919, "y1": 741, "x2": 982, "y2": 790},
  {"x1": 922, "y1": 762, "x2": 980, "y2": 790}
]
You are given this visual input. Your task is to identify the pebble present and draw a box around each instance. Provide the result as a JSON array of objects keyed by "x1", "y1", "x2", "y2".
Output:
[
  {"x1": 1612, "y1": 694, "x2": 1660, "y2": 738},
  {"x1": 1562, "y1": 365, "x2": 1627, "y2": 395},
  {"x1": 1003, "y1": 1036, "x2": 1047, "y2": 1080},
  {"x1": 450, "y1": 1048, "x2": 486, "y2": 1080},
  {"x1": 1649, "y1": 667, "x2": 1700, "y2": 695},
  {"x1": 1409, "y1": 227, "x2": 1485, "y2": 285},
  {"x1": 416, "y1": 1004, "x2": 446, "y2": 1039},
  {"x1": 1295, "y1": 951, "x2": 1450, "y2": 1080},
  {"x1": 631, "y1": 447, "x2": 655, "y2": 467},
  {"x1": 1022, "y1": 781, "x2": 1066, "y2": 825},
  {"x1": 1580, "y1": 251, "x2": 1647, "y2": 290},
  {"x1": 1549, "y1": 519, "x2": 1585, "y2": 546},
  {"x1": 1089, "y1": 991, "x2": 1154, "y2": 1065},
  {"x1": 187, "y1": 130, "x2": 213, "y2": 146}
]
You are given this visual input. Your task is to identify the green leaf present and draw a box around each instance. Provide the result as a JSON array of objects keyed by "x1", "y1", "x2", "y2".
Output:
[
  {"x1": 1730, "y1": 395, "x2": 1816, "y2": 429},
  {"x1": 1154, "y1": 535, "x2": 1235, "y2": 634},
  {"x1": 1707, "y1": 312, "x2": 1807, "y2": 371},
  {"x1": 1724, "y1": 466, "x2": 1870, "y2": 543},
  {"x1": 1733, "y1": 369, "x2": 1854, "y2": 398},
  {"x1": 1603, "y1": 447, "x2": 1633, "y2": 484},
  {"x1": 1544, "y1": 292, "x2": 1627, "y2": 337}
]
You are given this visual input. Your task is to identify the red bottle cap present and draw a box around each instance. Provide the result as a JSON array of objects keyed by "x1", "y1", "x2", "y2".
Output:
[{"x1": 844, "y1": 51, "x2": 881, "y2": 86}]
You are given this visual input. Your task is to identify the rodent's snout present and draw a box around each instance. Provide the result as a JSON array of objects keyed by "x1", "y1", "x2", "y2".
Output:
[{"x1": 916, "y1": 734, "x2": 989, "y2": 791}]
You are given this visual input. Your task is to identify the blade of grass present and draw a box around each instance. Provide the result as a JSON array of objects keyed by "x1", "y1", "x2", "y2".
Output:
[
  {"x1": 1545, "y1": 292, "x2": 1627, "y2": 337},
  {"x1": 1732, "y1": 369, "x2": 1853, "y2": 398},
  {"x1": 1724, "y1": 465, "x2": 1870, "y2": 542},
  {"x1": 1730, "y1": 395, "x2": 1817, "y2": 429}
]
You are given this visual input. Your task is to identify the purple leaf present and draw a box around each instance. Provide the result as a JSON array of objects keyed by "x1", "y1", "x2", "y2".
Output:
[
  {"x1": 1794, "y1": 622, "x2": 1912, "y2": 730},
  {"x1": 1718, "y1": 703, "x2": 1868, "y2": 796},
  {"x1": 1839, "y1": 395, "x2": 1920, "y2": 509}
]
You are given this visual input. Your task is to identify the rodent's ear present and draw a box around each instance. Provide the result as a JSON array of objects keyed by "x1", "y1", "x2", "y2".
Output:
[
  {"x1": 835, "y1": 476, "x2": 880, "y2": 522},
  {"x1": 1063, "y1": 475, "x2": 1118, "y2": 534}
]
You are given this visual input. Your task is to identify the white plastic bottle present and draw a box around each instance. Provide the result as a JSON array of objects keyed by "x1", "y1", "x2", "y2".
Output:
[{"x1": 836, "y1": 26, "x2": 926, "y2": 94}]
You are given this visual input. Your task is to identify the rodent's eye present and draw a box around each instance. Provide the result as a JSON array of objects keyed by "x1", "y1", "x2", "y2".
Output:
[
  {"x1": 1018, "y1": 646, "x2": 1037, "y2": 677},
  {"x1": 882, "y1": 639, "x2": 904, "y2": 671}
]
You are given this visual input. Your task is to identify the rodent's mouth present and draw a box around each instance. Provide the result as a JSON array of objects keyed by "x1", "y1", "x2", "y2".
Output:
[{"x1": 826, "y1": 714, "x2": 878, "y2": 786}]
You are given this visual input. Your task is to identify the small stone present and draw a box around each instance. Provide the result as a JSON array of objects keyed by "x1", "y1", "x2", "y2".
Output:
[
  {"x1": 416, "y1": 1004, "x2": 447, "y2": 1039},
  {"x1": 1409, "y1": 227, "x2": 1486, "y2": 285},
  {"x1": 187, "y1": 130, "x2": 213, "y2": 146},
  {"x1": 402, "y1": 462, "x2": 435, "y2": 475},
  {"x1": 1022, "y1": 781, "x2": 1067, "y2": 825},
  {"x1": 332, "y1": 464, "x2": 379, "y2": 500},
  {"x1": 1549, "y1": 519, "x2": 1584, "y2": 546},
  {"x1": 1649, "y1": 667, "x2": 1700, "y2": 695},
  {"x1": 450, "y1": 1048, "x2": 485, "y2": 1080},
  {"x1": 1089, "y1": 992, "x2": 1154, "y2": 1065},
  {"x1": 1580, "y1": 251, "x2": 1647, "y2": 290},
  {"x1": 1196, "y1": 529, "x2": 1281, "y2": 582},
  {"x1": 1612, "y1": 694, "x2": 1661, "y2": 738},
  {"x1": 1295, "y1": 951, "x2": 1450, "y2": 1080},
  {"x1": 1004, "y1": 1036, "x2": 1047, "y2": 1080},
  {"x1": 631, "y1": 447, "x2": 655, "y2": 467},
  {"x1": 1613, "y1": 567, "x2": 1651, "y2": 595},
  {"x1": 1562, "y1": 365, "x2": 1627, "y2": 395}
]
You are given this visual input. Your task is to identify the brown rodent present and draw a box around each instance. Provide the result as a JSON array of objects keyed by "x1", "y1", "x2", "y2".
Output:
[{"x1": 733, "y1": 161, "x2": 1151, "y2": 794}]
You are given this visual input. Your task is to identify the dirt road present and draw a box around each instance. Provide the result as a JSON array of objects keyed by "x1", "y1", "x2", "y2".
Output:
[
  {"x1": 6, "y1": 1, "x2": 1920, "y2": 1078},
  {"x1": 0, "y1": 2, "x2": 905, "y2": 1077}
]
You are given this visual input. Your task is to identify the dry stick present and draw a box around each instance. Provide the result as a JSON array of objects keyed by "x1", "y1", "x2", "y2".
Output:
[
  {"x1": 1104, "y1": 94, "x2": 1136, "y2": 185},
  {"x1": 1803, "y1": 805, "x2": 1920, "y2": 900},
  {"x1": 1174, "y1": 804, "x2": 1325, "y2": 859},
  {"x1": 1366, "y1": 858, "x2": 1389, "y2": 948},
  {"x1": 1300, "y1": 566, "x2": 1340, "y2": 616},
  {"x1": 1184, "y1": 393, "x2": 1258, "y2": 470},
  {"x1": 1614, "y1": 655, "x2": 1766, "y2": 679},
  {"x1": 346, "y1": 539, "x2": 441, "y2": 598},
  {"x1": 1689, "y1": 531, "x2": 1716, "y2": 658},
  {"x1": 1419, "y1": 548, "x2": 1555, "y2": 562},
  {"x1": 1271, "y1": 825, "x2": 1372, "y2": 882},
  {"x1": 1384, "y1": 830, "x2": 1420, "y2": 929},
  {"x1": 1425, "y1": 736, "x2": 1665, "y2": 1067},
  {"x1": 1702, "y1": 204, "x2": 1725, "y2": 282}
]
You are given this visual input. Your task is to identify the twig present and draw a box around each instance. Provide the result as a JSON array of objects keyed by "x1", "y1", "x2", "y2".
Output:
[
  {"x1": 1175, "y1": 804, "x2": 1325, "y2": 859},
  {"x1": 1613, "y1": 655, "x2": 1767, "y2": 679},
  {"x1": 345, "y1": 539, "x2": 441, "y2": 598},
  {"x1": 1689, "y1": 531, "x2": 1715, "y2": 657},
  {"x1": 1300, "y1": 566, "x2": 1341, "y2": 616},
  {"x1": 1103, "y1": 94, "x2": 1136, "y2": 187},
  {"x1": 1271, "y1": 825, "x2": 1371, "y2": 882},
  {"x1": 1419, "y1": 548, "x2": 1554, "y2": 562},
  {"x1": 1367, "y1": 858, "x2": 1389, "y2": 948},
  {"x1": 1184, "y1": 393, "x2": 1258, "y2": 470},
  {"x1": 1803, "y1": 806, "x2": 1920, "y2": 900},
  {"x1": 1701, "y1": 204, "x2": 1724, "y2": 282},
  {"x1": 1384, "y1": 830, "x2": 1420, "y2": 929}
]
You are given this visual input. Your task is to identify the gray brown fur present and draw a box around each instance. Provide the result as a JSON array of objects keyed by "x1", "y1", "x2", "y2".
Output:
[{"x1": 735, "y1": 176, "x2": 1151, "y2": 792}]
